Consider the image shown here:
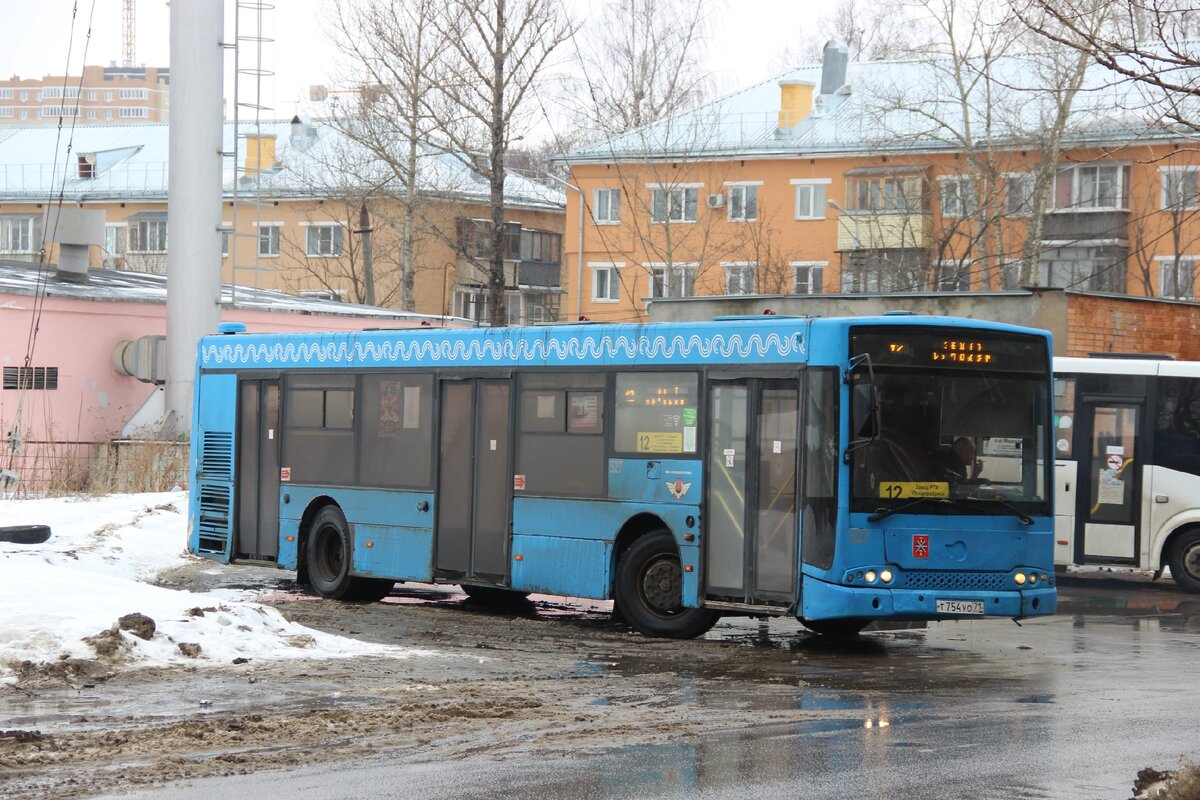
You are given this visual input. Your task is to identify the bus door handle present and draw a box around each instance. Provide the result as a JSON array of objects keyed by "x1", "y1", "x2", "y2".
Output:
[{"x1": 1155, "y1": 495, "x2": 1169, "y2": 504}]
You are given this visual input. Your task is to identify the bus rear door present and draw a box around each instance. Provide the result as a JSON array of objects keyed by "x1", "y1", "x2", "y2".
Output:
[
  {"x1": 1074, "y1": 395, "x2": 1145, "y2": 566},
  {"x1": 235, "y1": 378, "x2": 280, "y2": 561}
]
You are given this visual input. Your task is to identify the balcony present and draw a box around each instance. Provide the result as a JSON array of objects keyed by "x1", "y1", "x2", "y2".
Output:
[
  {"x1": 455, "y1": 257, "x2": 561, "y2": 289},
  {"x1": 1041, "y1": 211, "x2": 1128, "y2": 244},
  {"x1": 836, "y1": 212, "x2": 931, "y2": 251}
]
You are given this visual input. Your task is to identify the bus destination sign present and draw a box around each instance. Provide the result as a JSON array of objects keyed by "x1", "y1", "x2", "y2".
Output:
[{"x1": 852, "y1": 329, "x2": 1048, "y2": 373}]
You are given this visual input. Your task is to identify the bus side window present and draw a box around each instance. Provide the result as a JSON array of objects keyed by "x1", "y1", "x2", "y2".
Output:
[
  {"x1": 1155, "y1": 377, "x2": 1200, "y2": 476},
  {"x1": 284, "y1": 373, "x2": 357, "y2": 485},
  {"x1": 1054, "y1": 377, "x2": 1075, "y2": 458},
  {"x1": 359, "y1": 373, "x2": 434, "y2": 489},
  {"x1": 516, "y1": 374, "x2": 607, "y2": 497}
]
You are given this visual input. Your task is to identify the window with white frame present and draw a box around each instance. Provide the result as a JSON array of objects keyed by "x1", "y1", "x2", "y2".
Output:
[
  {"x1": 0, "y1": 89, "x2": 12, "y2": 99},
  {"x1": 591, "y1": 262, "x2": 622, "y2": 301},
  {"x1": 939, "y1": 175, "x2": 977, "y2": 218},
  {"x1": 1161, "y1": 168, "x2": 1200, "y2": 211},
  {"x1": 1, "y1": 216, "x2": 37, "y2": 254},
  {"x1": 258, "y1": 224, "x2": 281, "y2": 256},
  {"x1": 791, "y1": 261, "x2": 826, "y2": 294},
  {"x1": 120, "y1": 88, "x2": 148, "y2": 100},
  {"x1": 19, "y1": 91, "x2": 28, "y2": 102},
  {"x1": 87, "y1": 109, "x2": 96, "y2": 119},
  {"x1": 454, "y1": 286, "x2": 490, "y2": 323},
  {"x1": 42, "y1": 87, "x2": 63, "y2": 99},
  {"x1": 306, "y1": 223, "x2": 343, "y2": 257},
  {"x1": 104, "y1": 110, "x2": 112, "y2": 120},
  {"x1": 119, "y1": 107, "x2": 147, "y2": 118},
  {"x1": 220, "y1": 229, "x2": 231, "y2": 258},
  {"x1": 847, "y1": 174, "x2": 923, "y2": 212},
  {"x1": 934, "y1": 260, "x2": 971, "y2": 291},
  {"x1": 41, "y1": 106, "x2": 80, "y2": 118},
  {"x1": 1051, "y1": 163, "x2": 1129, "y2": 210},
  {"x1": 0, "y1": 109, "x2": 11, "y2": 118},
  {"x1": 1005, "y1": 173, "x2": 1034, "y2": 215},
  {"x1": 593, "y1": 188, "x2": 621, "y2": 224},
  {"x1": 129, "y1": 219, "x2": 168, "y2": 253},
  {"x1": 105, "y1": 91, "x2": 113, "y2": 101},
  {"x1": 792, "y1": 180, "x2": 828, "y2": 219},
  {"x1": 723, "y1": 262, "x2": 757, "y2": 294},
  {"x1": 87, "y1": 90, "x2": 97, "y2": 101},
  {"x1": 647, "y1": 263, "x2": 697, "y2": 297},
  {"x1": 650, "y1": 186, "x2": 699, "y2": 223},
  {"x1": 1159, "y1": 256, "x2": 1196, "y2": 299},
  {"x1": 727, "y1": 185, "x2": 758, "y2": 222},
  {"x1": 104, "y1": 225, "x2": 125, "y2": 258}
]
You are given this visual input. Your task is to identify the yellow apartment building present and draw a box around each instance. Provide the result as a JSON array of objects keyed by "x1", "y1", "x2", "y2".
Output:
[
  {"x1": 0, "y1": 65, "x2": 169, "y2": 125},
  {"x1": 557, "y1": 44, "x2": 1200, "y2": 323},
  {"x1": 0, "y1": 118, "x2": 566, "y2": 323}
]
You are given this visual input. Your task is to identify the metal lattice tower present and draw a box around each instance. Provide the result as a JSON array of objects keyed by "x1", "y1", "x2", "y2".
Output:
[{"x1": 122, "y1": 0, "x2": 136, "y2": 66}]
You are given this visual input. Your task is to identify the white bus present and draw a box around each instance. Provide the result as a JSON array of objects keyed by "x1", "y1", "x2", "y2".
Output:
[{"x1": 1053, "y1": 356, "x2": 1200, "y2": 592}]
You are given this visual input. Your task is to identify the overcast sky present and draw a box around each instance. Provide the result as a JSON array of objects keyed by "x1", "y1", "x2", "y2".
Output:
[{"x1": 2, "y1": 0, "x2": 835, "y2": 131}]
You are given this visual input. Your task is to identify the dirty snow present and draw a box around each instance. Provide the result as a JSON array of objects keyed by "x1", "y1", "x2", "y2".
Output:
[{"x1": 0, "y1": 492, "x2": 420, "y2": 685}]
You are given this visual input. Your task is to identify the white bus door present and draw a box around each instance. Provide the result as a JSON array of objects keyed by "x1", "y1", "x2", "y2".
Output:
[{"x1": 1075, "y1": 402, "x2": 1143, "y2": 564}]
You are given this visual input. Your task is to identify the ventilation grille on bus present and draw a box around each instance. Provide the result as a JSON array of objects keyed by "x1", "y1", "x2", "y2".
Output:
[
  {"x1": 200, "y1": 431, "x2": 233, "y2": 480},
  {"x1": 196, "y1": 483, "x2": 233, "y2": 556},
  {"x1": 903, "y1": 571, "x2": 1010, "y2": 592}
]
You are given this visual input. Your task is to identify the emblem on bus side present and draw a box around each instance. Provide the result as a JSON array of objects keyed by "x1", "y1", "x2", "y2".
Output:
[
  {"x1": 667, "y1": 478, "x2": 692, "y2": 499},
  {"x1": 913, "y1": 534, "x2": 930, "y2": 559}
]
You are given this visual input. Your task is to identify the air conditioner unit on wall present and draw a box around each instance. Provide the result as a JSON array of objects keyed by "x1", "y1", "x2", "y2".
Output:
[{"x1": 706, "y1": 193, "x2": 725, "y2": 209}]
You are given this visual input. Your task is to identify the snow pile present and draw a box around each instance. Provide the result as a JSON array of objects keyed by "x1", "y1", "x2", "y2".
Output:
[{"x1": 0, "y1": 492, "x2": 416, "y2": 685}]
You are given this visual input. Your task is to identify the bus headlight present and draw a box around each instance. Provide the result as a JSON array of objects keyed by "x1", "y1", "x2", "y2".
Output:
[
  {"x1": 1028, "y1": 573, "x2": 1038, "y2": 584},
  {"x1": 1014, "y1": 573, "x2": 1027, "y2": 585},
  {"x1": 864, "y1": 570, "x2": 877, "y2": 584},
  {"x1": 880, "y1": 569, "x2": 893, "y2": 583}
]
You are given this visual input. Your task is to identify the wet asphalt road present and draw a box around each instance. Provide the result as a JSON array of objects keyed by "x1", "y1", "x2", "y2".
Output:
[{"x1": 97, "y1": 571, "x2": 1200, "y2": 800}]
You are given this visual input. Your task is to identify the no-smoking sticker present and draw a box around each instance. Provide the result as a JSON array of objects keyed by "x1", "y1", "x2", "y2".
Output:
[{"x1": 1107, "y1": 454, "x2": 1124, "y2": 471}]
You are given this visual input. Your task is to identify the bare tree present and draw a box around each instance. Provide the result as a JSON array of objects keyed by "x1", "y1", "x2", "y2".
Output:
[
  {"x1": 1012, "y1": 0, "x2": 1200, "y2": 132},
  {"x1": 771, "y1": 0, "x2": 933, "y2": 70},
  {"x1": 326, "y1": 0, "x2": 455, "y2": 311},
  {"x1": 431, "y1": 0, "x2": 573, "y2": 326},
  {"x1": 570, "y1": 0, "x2": 714, "y2": 137}
]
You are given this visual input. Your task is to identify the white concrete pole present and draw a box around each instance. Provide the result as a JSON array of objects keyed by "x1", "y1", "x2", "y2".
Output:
[{"x1": 165, "y1": 0, "x2": 224, "y2": 437}]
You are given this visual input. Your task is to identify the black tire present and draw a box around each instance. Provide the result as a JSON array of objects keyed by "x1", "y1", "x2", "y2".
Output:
[
  {"x1": 801, "y1": 618, "x2": 870, "y2": 637},
  {"x1": 614, "y1": 530, "x2": 718, "y2": 639},
  {"x1": 305, "y1": 506, "x2": 393, "y2": 602},
  {"x1": 0, "y1": 524, "x2": 51, "y2": 545},
  {"x1": 461, "y1": 584, "x2": 530, "y2": 604},
  {"x1": 1169, "y1": 529, "x2": 1200, "y2": 593}
]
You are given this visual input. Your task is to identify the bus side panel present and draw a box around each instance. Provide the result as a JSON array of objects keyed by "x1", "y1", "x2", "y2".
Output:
[
  {"x1": 190, "y1": 372, "x2": 239, "y2": 562},
  {"x1": 511, "y1": 497, "x2": 701, "y2": 604},
  {"x1": 277, "y1": 485, "x2": 435, "y2": 577}
]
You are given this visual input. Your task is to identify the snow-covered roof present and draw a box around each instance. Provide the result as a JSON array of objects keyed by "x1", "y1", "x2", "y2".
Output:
[
  {"x1": 562, "y1": 49, "x2": 1200, "y2": 163},
  {"x1": 0, "y1": 119, "x2": 565, "y2": 211},
  {"x1": 0, "y1": 259, "x2": 460, "y2": 322}
]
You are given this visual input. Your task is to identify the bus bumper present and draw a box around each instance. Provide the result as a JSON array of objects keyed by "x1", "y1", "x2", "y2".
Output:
[{"x1": 800, "y1": 580, "x2": 1057, "y2": 622}]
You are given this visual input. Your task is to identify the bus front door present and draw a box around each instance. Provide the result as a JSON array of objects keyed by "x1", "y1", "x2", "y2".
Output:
[
  {"x1": 235, "y1": 378, "x2": 280, "y2": 560},
  {"x1": 435, "y1": 379, "x2": 512, "y2": 584},
  {"x1": 1075, "y1": 401, "x2": 1143, "y2": 565},
  {"x1": 705, "y1": 379, "x2": 799, "y2": 608}
]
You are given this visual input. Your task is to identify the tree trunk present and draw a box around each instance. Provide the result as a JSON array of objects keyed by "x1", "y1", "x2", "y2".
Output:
[{"x1": 488, "y1": 0, "x2": 509, "y2": 327}]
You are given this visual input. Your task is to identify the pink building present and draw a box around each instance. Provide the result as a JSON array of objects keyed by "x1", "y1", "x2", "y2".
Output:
[{"x1": 0, "y1": 260, "x2": 467, "y2": 491}]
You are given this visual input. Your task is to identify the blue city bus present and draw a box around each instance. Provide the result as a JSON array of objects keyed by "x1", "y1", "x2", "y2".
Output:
[{"x1": 188, "y1": 314, "x2": 1057, "y2": 638}]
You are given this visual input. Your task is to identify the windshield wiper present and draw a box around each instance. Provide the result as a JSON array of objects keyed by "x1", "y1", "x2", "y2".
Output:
[
  {"x1": 954, "y1": 495, "x2": 1035, "y2": 525},
  {"x1": 867, "y1": 497, "x2": 954, "y2": 522}
]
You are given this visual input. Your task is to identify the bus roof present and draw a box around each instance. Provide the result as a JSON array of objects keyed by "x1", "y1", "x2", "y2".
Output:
[
  {"x1": 1055, "y1": 356, "x2": 1200, "y2": 378},
  {"x1": 198, "y1": 315, "x2": 1051, "y2": 372}
]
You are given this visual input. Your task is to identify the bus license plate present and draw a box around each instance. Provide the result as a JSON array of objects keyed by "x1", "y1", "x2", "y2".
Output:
[{"x1": 936, "y1": 599, "x2": 984, "y2": 615}]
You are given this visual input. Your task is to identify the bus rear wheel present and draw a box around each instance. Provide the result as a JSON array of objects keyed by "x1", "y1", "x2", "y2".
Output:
[
  {"x1": 1169, "y1": 529, "x2": 1200, "y2": 593},
  {"x1": 614, "y1": 530, "x2": 718, "y2": 639},
  {"x1": 305, "y1": 506, "x2": 394, "y2": 602}
]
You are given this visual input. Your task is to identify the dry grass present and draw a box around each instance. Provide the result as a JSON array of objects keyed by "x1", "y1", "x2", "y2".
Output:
[{"x1": 87, "y1": 440, "x2": 189, "y2": 495}]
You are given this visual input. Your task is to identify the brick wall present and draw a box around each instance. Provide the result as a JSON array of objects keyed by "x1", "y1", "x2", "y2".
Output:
[{"x1": 1067, "y1": 293, "x2": 1200, "y2": 360}]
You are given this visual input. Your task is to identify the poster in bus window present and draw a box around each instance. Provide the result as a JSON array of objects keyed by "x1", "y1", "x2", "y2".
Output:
[
  {"x1": 403, "y1": 386, "x2": 421, "y2": 429},
  {"x1": 1098, "y1": 468, "x2": 1124, "y2": 504},
  {"x1": 568, "y1": 392, "x2": 599, "y2": 432},
  {"x1": 378, "y1": 380, "x2": 402, "y2": 436}
]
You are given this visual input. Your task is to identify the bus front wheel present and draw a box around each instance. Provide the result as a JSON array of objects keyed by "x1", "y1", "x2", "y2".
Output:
[
  {"x1": 614, "y1": 530, "x2": 718, "y2": 639},
  {"x1": 1169, "y1": 529, "x2": 1200, "y2": 593},
  {"x1": 305, "y1": 506, "x2": 394, "y2": 602}
]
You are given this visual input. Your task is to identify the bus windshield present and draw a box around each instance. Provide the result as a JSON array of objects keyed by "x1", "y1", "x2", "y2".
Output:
[{"x1": 849, "y1": 329, "x2": 1051, "y2": 515}]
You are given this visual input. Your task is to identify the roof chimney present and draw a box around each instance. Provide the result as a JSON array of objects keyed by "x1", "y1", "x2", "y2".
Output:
[
  {"x1": 243, "y1": 133, "x2": 277, "y2": 175},
  {"x1": 820, "y1": 40, "x2": 849, "y2": 95},
  {"x1": 43, "y1": 207, "x2": 104, "y2": 283},
  {"x1": 778, "y1": 79, "x2": 816, "y2": 129}
]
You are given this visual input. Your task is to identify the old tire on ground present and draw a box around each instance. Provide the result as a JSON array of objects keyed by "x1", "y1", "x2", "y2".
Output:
[
  {"x1": 801, "y1": 618, "x2": 870, "y2": 637},
  {"x1": 461, "y1": 584, "x2": 530, "y2": 603},
  {"x1": 0, "y1": 525, "x2": 51, "y2": 545},
  {"x1": 1169, "y1": 529, "x2": 1200, "y2": 593},
  {"x1": 305, "y1": 506, "x2": 393, "y2": 602},
  {"x1": 614, "y1": 529, "x2": 718, "y2": 639}
]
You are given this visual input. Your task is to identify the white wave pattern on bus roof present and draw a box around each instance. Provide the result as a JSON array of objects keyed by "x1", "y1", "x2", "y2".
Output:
[{"x1": 200, "y1": 331, "x2": 805, "y2": 368}]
